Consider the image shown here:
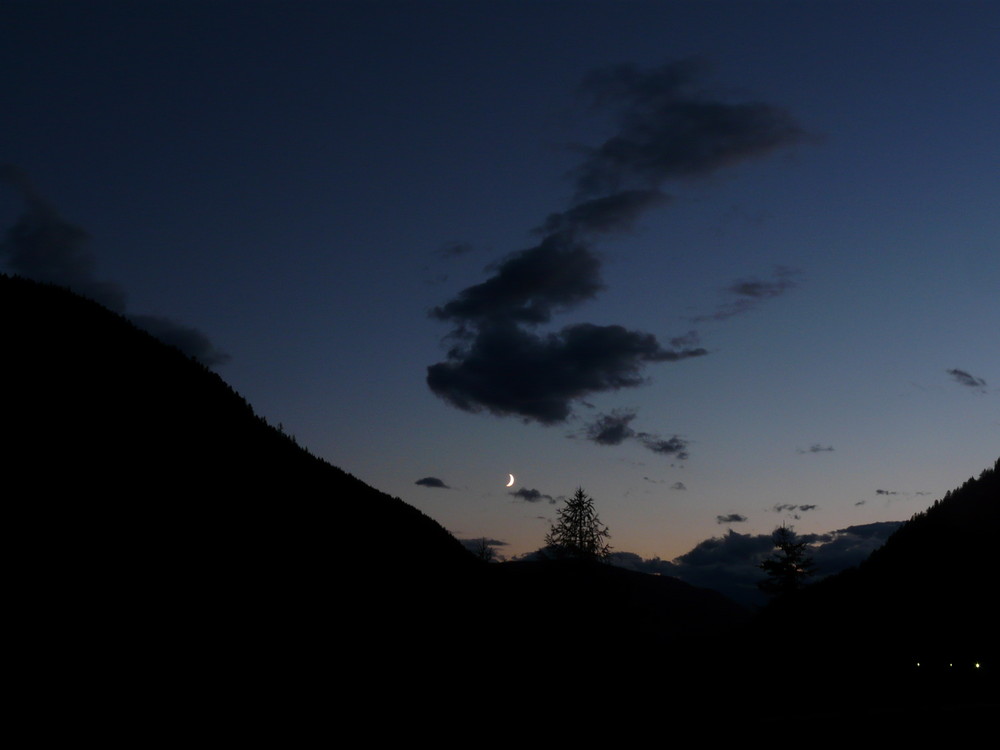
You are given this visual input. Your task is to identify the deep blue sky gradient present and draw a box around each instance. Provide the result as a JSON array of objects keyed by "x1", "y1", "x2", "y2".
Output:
[{"x1": 3, "y1": 1, "x2": 997, "y2": 562}]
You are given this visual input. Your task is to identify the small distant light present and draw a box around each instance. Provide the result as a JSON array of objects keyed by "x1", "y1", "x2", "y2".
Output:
[{"x1": 975, "y1": 663, "x2": 981, "y2": 669}]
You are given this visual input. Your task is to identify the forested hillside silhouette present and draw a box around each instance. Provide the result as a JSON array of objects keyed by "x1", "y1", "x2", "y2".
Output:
[
  {"x1": 4, "y1": 273, "x2": 993, "y2": 735},
  {"x1": 3, "y1": 273, "x2": 480, "y2": 736},
  {"x1": 745, "y1": 458, "x2": 998, "y2": 722},
  {"x1": 4, "y1": 273, "x2": 470, "y2": 565}
]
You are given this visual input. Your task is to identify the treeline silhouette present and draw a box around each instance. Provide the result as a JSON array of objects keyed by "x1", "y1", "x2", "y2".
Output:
[{"x1": 4, "y1": 273, "x2": 994, "y2": 736}]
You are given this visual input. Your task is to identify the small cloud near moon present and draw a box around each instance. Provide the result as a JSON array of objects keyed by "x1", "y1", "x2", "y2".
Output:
[{"x1": 506, "y1": 473, "x2": 515, "y2": 487}]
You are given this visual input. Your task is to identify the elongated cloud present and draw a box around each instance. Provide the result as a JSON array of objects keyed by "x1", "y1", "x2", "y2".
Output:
[
  {"x1": 415, "y1": 476, "x2": 450, "y2": 489},
  {"x1": 1, "y1": 165, "x2": 228, "y2": 367},
  {"x1": 573, "y1": 60, "x2": 806, "y2": 197},
  {"x1": 581, "y1": 408, "x2": 691, "y2": 458},
  {"x1": 509, "y1": 487, "x2": 555, "y2": 504},
  {"x1": 429, "y1": 322, "x2": 705, "y2": 424},
  {"x1": 537, "y1": 189, "x2": 669, "y2": 237},
  {"x1": 693, "y1": 266, "x2": 799, "y2": 322},
  {"x1": 771, "y1": 503, "x2": 818, "y2": 520},
  {"x1": 947, "y1": 368, "x2": 987, "y2": 392},
  {"x1": 798, "y1": 443, "x2": 835, "y2": 454},
  {"x1": 431, "y1": 234, "x2": 604, "y2": 328},
  {"x1": 427, "y1": 60, "x2": 803, "y2": 426}
]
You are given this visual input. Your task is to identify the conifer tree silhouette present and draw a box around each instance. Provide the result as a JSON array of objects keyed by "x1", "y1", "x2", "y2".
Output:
[
  {"x1": 758, "y1": 526, "x2": 815, "y2": 596},
  {"x1": 545, "y1": 488, "x2": 611, "y2": 561}
]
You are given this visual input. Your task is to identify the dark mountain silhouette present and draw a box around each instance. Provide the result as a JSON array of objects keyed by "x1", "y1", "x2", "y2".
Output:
[
  {"x1": 744, "y1": 458, "x2": 999, "y2": 725},
  {"x1": 3, "y1": 273, "x2": 480, "y2": 736},
  {"x1": 3, "y1": 273, "x2": 470, "y2": 561},
  {"x1": 759, "y1": 458, "x2": 998, "y2": 650},
  {"x1": 3, "y1": 273, "x2": 750, "y2": 736},
  {"x1": 5, "y1": 272, "x2": 993, "y2": 735}
]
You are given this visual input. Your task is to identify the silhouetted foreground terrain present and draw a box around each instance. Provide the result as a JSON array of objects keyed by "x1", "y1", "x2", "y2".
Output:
[
  {"x1": 741, "y1": 457, "x2": 999, "y2": 728},
  {"x1": 4, "y1": 274, "x2": 994, "y2": 736},
  {"x1": 4, "y1": 274, "x2": 477, "y2": 736}
]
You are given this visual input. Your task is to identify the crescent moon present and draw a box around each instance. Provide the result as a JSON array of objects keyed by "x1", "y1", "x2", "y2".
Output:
[{"x1": 506, "y1": 473, "x2": 515, "y2": 487}]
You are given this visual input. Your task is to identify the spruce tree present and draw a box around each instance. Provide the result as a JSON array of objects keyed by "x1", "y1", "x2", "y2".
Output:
[
  {"x1": 758, "y1": 525, "x2": 816, "y2": 596},
  {"x1": 545, "y1": 488, "x2": 612, "y2": 561}
]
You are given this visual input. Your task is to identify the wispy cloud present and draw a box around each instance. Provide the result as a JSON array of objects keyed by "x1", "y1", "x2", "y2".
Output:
[
  {"x1": 771, "y1": 503, "x2": 818, "y2": 520},
  {"x1": 947, "y1": 368, "x2": 987, "y2": 392},
  {"x1": 692, "y1": 266, "x2": 799, "y2": 323},
  {"x1": 797, "y1": 443, "x2": 835, "y2": 454}
]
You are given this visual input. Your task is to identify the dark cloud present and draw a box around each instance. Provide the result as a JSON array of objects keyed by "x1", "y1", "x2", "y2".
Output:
[
  {"x1": 668, "y1": 330, "x2": 702, "y2": 349},
  {"x1": 509, "y1": 487, "x2": 556, "y2": 504},
  {"x1": 431, "y1": 234, "x2": 604, "y2": 328},
  {"x1": 638, "y1": 434, "x2": 689, "y2": 459},
  {"x1": 537, "y1": 189, "x2": 669, "y2": 236},
  {"x1": 429, "y1": 322, "x2": 705, "y2": 424},
  {"x1": 585, "y1": 408, "x2": 638, "y2": 445},
  {"x1": 415, "y1": 476, "x2": 450, "y2": 489},
  {"x1": 573, "y1": 60, "x2": 805, "y2": 197},
  {"x1": 798, "y1": 443, "x2": 835, "y2": 454},
  {"x1": 873, "y1": 489, "x2": 923, "y2": 503},
  {"x1": 428, "y1": 60, "x2": 802, "y2": 426},
  {"x1": 1, "y1": 165, "x2": 228, "y2": 367},
  {"x1": 771, "y1": 503, "x2": 818, "y2": 520},
  {"x1": 728, "y1": 273, "x2": 796, "y2": 299},
  {"x1": 692, "y1": 266, "x2": 799, "y2": 322},
  {"x1": 581, "y1": 409, "x2": 692, "y2": 459},
  {"x1": 716, "y1": 513, "x2": 748, "y2": 524},
  {"x1": 947, "y1": 368, "x2": 987, "y2": 392}
]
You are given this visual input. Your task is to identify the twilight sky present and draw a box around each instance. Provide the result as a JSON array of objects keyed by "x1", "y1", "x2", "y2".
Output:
[{"x1": 3, "y1": 0, "x2": 998, "y2": 566}]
